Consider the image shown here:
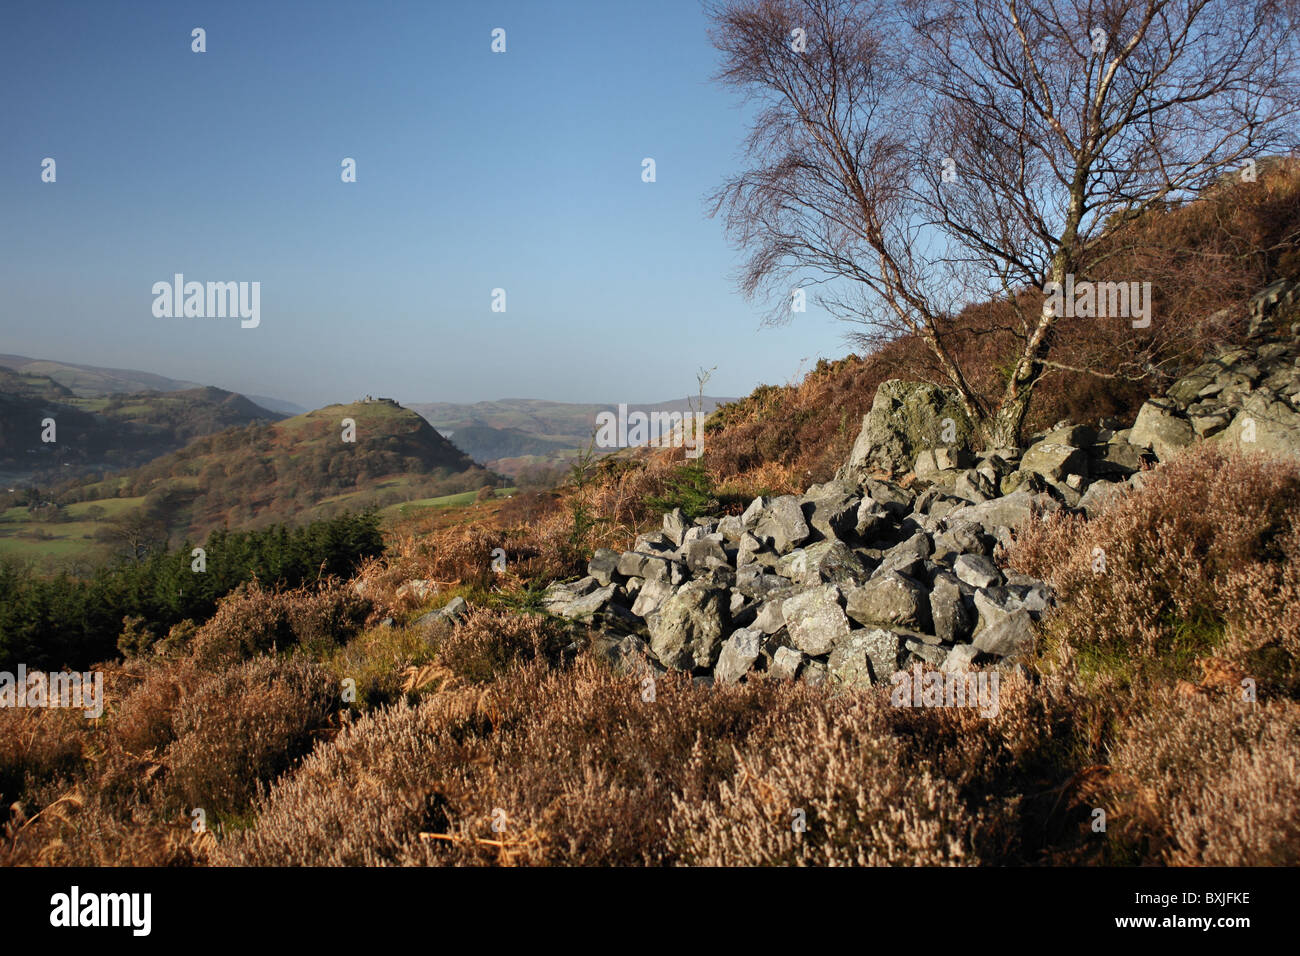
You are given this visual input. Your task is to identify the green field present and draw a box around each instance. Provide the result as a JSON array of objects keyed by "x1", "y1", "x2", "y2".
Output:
[
  {"x1": 0, "y1": 496, "x2": 145, "y2": 562},
  {"x1": 380, "y1": 487, "x2": 517, "y2": 518},
  {"x1": 0, "y1": 483, "x2": 515, "y2": 565}
]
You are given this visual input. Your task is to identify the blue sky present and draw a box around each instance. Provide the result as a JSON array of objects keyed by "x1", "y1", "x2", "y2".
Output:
[{"x1": 0, "y1": 0, "x2": 847, "y2": 409}]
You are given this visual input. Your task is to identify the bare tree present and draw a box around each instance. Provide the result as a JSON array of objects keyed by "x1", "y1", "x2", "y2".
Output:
[
  {"x1": 709, "y1": 0, "x2": 1300, "y2": 445},
  {"x1": 96, "y1": 511, "x2": 168, "y2": 563}
]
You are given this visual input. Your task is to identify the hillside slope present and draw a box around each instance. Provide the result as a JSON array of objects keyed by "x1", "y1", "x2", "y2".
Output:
[
  {"x1": 0, "y1": 370, "x2": 284, "y2": 485},
  {"x1": 58, "y1": 398, "x2": 496, "y2": 540}
]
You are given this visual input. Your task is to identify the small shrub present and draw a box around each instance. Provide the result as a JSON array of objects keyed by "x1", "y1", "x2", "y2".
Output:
[
  {"x1": 0, "y1": 706, "x2": 86, "y2": 807},
  {"x1": 162, "y1": 655, "x2": 339, "y2": 817},
  {"x1": 189, "y1": 581, "x2": 370, "y2": 668},
  {"x1": 433, "y1": 608, "x2": 559, "y2": 683},
  {"x1": 645, "y1": 461, "x2": 717, "y2": 519}
]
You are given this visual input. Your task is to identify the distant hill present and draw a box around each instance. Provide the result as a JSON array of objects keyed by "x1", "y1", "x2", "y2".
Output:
[
  {"x1": 0, "y1": 369, "x2": 284, "y2": 486},
  {"x1": 434, "y1": 424, "x2": 574, "y2": 463},
  {"x1": 411, "y1": 396, "x2": 737, "y2": 475},
  {"x1": 245, "y1": 394, "x2": 309, "y2": 416},
  {"x1": 0, "y1": 354, "x2": 202, "y2": 397},
  {"x1": 54, "y1": 398, "x2": 495, "y2": 541},
  {"x1": 0, "y1": 353, "x2": 305, "y2": 415}
]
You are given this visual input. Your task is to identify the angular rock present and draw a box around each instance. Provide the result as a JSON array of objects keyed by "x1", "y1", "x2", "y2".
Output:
[
  {"x1": 827, "y1": 627, "x2": 902, "y2": 687},
  {"x1": 903, "y1": 637, "x2": 948, "y2": 666},
  {"x1": 684, "y1": 537, "x2": 730, "y2": 573},
  {"x1": 873, "y1": 531, "x2": 932, "y2": 578},
  {"x1": 753, "y1": 496, "x2": 812, "y2": 553},
  {"x1": 681, "y1": 525, "x2": 711, "y2": 545},
  {"x1": 1020, "y1": 442, "x2": 1089, "y2": 482},
  {"x1": 914, "y1": 450, "x2": 955, "y2": 483},
  {"x1": 1044, "y1": 478, "x2": 1083, "y2": 509},
  {"x1": 929, "y1": 572, "x2": 973, "y2": 644},
  {"x1": 863, "y1": 478, "x2": 915, "y2": 516},
  {"x1": 596, "y1": 634, "x2": 658, "y2": 677},
  {"x1": 1130, "y1": 399, "x2": 1195, "y2": 462},
  {"x1": 916, "y1": 446, "x2": 975, "y2": 480},
  {"x1": 769, "y1": 645, "x2": 804, "y2": 680},
  {"x1": 843, "y1": 571, "x2": 931, "y2": 631},
  {"x1": 945, "y1": 490, "x2": 1061, "y2": 535},
  {"x1": 663, "y1": 507, "x2": 690, "y2": 546},
  {"x1": 633, "y1": 531, "x2": 676, "y2": 554},
  {"x1": 735, "y1": 530, "x2": 764, "y2": 565},
  {"x1": 717, "y1": 514, "x2": 745, "y2": 543},
  {"x1": 802, "y1": 659, "x2": 828, "y2": 686},
  {"x1": 1189, "y1": 410, "x2": 1233, "y2": 438},
  {"x1": 753, "y1": 599, "x2": 786, "y2": 634},
  {"x1": 1077, "y1": 480, "x2": 1125, "y2": 517},
  {"x1": 932, "y1": 519, "x2": 987, "y2": 562},
  {"x1": 777, "y1": 540, "x2": 869, "y2": 586},
  {"x1": 715, "y1": 628, "x2": 763, "y2": 684},
  {"x1": 1004, "y1": 582, "x2": 1054, "y2": 616},
  {"x1": 741, "y1": 495, "x2": 773, "y2": 530},
  {"x1": 545, "y1": 584, "x2": 615, "y2": 622},
  {"x1": 631, "y1": 578, "x2": 674, "y2": 618},
  {"x1": 734, "y1": 565, "x2": 791, "y2": 601},
  {"x1": 781, "y1": 584, "x2": 851, "y2": 656},
  {"x1": 1211, "y1": 397, "x2": 1300, "y2": 462},
  {"x1": 941, "y1": 643, "x2": 979, "y2": 673},
  {"x1": 799, "y1": 481, "x2": 861, "y2": 541},
  {"x1": 617, "y1": 551, "x2": 666, "y2": 582},
  {"x1": 1089, "y1": 440, "x2": 1146, "y2": 477},
  {"x1": 588, "y1": 548, "x2": 621, "y2": 586},
  {"x1": 838, "y1": 379, "x2": 975, "y2": 480},
  {"x1": 953, "y1": 553, "x2": 1001, "y2": 589},
  {"x1": 413, "y1": 594, "x2": 470, "y2": 628},
  {"x1": 971, "y1": 607, "x2": 1035, "y2": 659},
  {"x1": 953, "y1": 469, "x2": 996, "y2": 503},
  {"x1": 855, "y1": 500, "x2": 891, "y2": 538},
  {"x1": 1041, "y1": 424, "x2": 1097, "y2": 448},
  {"x1": 647, "y1": 580, "x2": 728, "y2": 670}
]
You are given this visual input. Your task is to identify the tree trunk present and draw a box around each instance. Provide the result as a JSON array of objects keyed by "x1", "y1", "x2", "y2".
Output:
[
  {"x1": 987, "y1": 386, "x2": 1033, "y2": 449},
  {"x1": 986, "y1": 242, "x2": 1076, "y2": 448}
]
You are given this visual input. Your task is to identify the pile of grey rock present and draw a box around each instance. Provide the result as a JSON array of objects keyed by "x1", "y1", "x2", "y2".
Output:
[
  {"x1": 543, "y1": 383, "x2": 1170, "y2": 689},
  {"x1": 545, "y1": 477, "x2": 1063, "y2": 687}
]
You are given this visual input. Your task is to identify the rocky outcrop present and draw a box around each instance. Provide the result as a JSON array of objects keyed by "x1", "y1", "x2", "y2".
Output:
[
  {"x1": 839, "y1": 380, "x2": 975, "y2": 482},
  {"x1": 1128, "y1": 281, "x2": 1300, "y2": 464}
]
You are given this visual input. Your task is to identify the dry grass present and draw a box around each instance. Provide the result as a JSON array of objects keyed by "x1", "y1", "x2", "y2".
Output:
[
  {"x1": 1105, "y1": 691, "x2": 1300, "y2": 865},
  {"x1": 161, "y1": 655, "x2": 340, "y2": 818},
  {"x1": 214, "y1": 659, "x2": 1108, "y2": 866}
]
